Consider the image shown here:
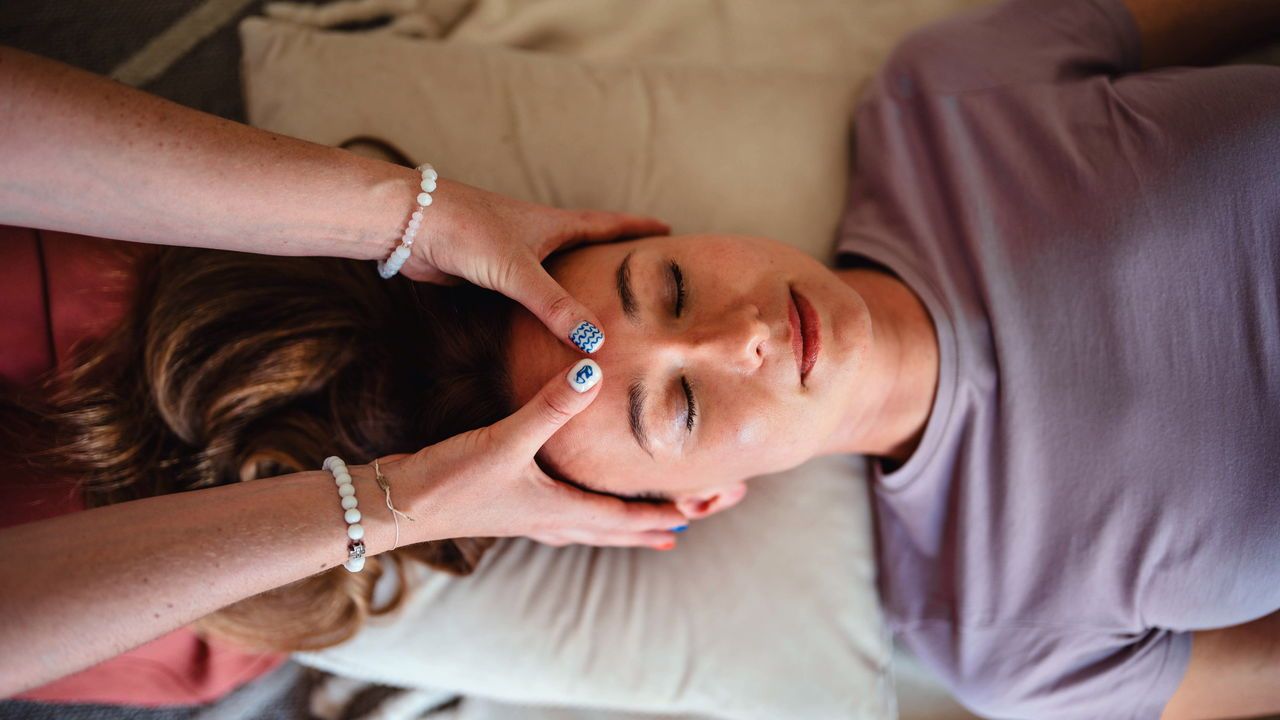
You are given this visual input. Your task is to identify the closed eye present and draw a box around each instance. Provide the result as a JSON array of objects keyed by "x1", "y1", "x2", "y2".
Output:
[
  {"x1": 671, "y1": 260, "x2": 696, "y2": 436},
  {"x1": 669, "y1": 260, "x2": 686, "y2": 317},
  {"x1": 681, "y1": 376, "x2": 697, "y2": 433}
]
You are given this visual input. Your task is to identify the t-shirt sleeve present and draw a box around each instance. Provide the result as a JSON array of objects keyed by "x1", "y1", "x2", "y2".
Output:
[
  {"x1": 898, "y1": 621, "x2": 1192, "y2": 719},
  {"x1": 879, "y1": 0, "x2": 1142, "y2": 97}
]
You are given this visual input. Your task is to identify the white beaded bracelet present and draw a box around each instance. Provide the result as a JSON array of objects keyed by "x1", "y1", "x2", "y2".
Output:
[
  {"x1": 323, "y1": 455, "x2": 366, "y2": 572},
  {"x1": 377, "y1": 163, "x2": 439, "y2": 279}
]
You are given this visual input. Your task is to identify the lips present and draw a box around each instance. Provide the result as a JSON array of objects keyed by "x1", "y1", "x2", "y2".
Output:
[
  {"x1": 788, "y1": 288, "x2": 822, "y2": 384},
  {"x1": 788, "y1": 292, "x2": 804, "y2": 379}
]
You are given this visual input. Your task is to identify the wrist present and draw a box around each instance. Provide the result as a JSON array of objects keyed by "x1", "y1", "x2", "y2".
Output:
[
  {"x1": 365, "y1": 453, "x2": 458, "y2": 545},
  {"x1": 375, "y1": 164, "x2": 441, "y2": 279},
  {"x1": 411, "y1": 176, "x2": 456, "y2": 265},
  {"x1": 313, "y1": 457, "x2": 416, "y2": 566},
  {"x1": 351, "y1": 160, "x2": 422, "y2": 263}
]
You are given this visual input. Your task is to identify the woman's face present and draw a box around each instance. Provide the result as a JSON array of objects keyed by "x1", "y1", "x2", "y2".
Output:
[{"x1": 507, "y1": 234, "x2": 871, "y2": 518}]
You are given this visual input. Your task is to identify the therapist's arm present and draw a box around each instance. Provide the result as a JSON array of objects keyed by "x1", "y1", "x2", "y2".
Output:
[
  {"x1": 1160, "y1": 610, "x2": 1280, "y2": 719},
  {"x1": 0, "y1": 45, "x2": 415, "y2": 262},
  {"x1": 0, "y1": 367, "x2": 684, "y2": 697},
  {"x1": 0, "y1": 45, "x2": 666, "y2": 351},
  {"x1": 1121, "y1": 0, "x2": 1280, "y2": 70}
]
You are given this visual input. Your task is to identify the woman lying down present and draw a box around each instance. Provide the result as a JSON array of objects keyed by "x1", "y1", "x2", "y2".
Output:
[{"x1": 6, "y1": 0, "x2": 1280, "y2": 717}]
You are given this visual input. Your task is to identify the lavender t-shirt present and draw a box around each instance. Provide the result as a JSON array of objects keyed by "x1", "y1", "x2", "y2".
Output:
[{"x1": 835, "y1": 0, "x2": 1280, "y2": 717}]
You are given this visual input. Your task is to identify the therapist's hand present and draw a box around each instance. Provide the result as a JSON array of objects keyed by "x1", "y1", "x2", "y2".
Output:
[
  {"x1": 385, "y1": 361, "x2": 686, "y2": 550},
  {"x1": 403, "y1": 179, "x2": 669, "y2": 353}
]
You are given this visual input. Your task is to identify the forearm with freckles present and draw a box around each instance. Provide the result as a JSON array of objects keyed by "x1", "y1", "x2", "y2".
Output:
[
  {"x1": 0, "y1": 464, "x2": 444, "y2": 698},
  {"x1": 0, "y1": 46, "x2": 417, "y2": 260}
]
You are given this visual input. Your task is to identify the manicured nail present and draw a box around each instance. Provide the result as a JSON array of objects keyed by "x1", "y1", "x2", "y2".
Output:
[
  {"x1": 569, "y1": 321, "x2": 604, "y2": 353},
  {"x1": 567, "y1": 359, "x2": 602, "y2": 393},
  {"x1": 655, "y1": 542, "x2": 676, "y2": 551},
  {"x1": 670, "y1": 525, "x2": 688, "y2": 533}
]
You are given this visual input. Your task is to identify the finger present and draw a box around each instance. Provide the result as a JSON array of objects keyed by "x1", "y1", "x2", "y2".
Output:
[
  {"x1": 504, "y1": 258, "x2": 606, "y2": 354},
  {"x1": 494, "y1": 359, "x2": 603, "y2": 457},
  {"x1": 568, "y1": 490, "x2": 688, "y2": 533},
  {"x1": 552, "y1": 210, "x2": 671, "y2": 251},
  {"x1": 530, "y1": 529, "x2": 676, "y2": 550},
  {"x1": 526, "y1": 533, "x2": 571, "y2": 547},
  {"x1": 611, "y1": 500, "x2": 688, "y2": 533},
  {"x1": 565, "y1": 529, "x2": 679, "y2": 549}
]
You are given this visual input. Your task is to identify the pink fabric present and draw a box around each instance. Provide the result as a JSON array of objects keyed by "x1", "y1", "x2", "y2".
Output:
[
  {"x1": 1, "y1": 227, "x2": 285, "y2": 706},
  {"x1": 0, "y1": 227, "x2": 52, "y2": 386}
]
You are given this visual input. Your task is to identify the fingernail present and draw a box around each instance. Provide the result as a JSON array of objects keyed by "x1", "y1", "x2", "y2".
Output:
[
  {"x1": 655, "y1": 542, "x2": 676, "y2": 551},
  {"x1": 567, "y1": 359, "x2": 602, "y2": 393},
  {"x1": 669, "y1": 525, "x2": 688, "y2": 533},
  {"x1": 569, "y1": 321, "x2": 604, "y2": 353}
]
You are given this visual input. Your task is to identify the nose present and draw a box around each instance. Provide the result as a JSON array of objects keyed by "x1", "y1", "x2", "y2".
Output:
[{"x1": 676, "y1": 304, "x2": 770, "y2": 372}]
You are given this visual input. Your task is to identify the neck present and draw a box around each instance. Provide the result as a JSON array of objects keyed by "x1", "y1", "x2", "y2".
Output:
[{"x1": 823, "y1": 268, "x2": 939, "y2": 463}]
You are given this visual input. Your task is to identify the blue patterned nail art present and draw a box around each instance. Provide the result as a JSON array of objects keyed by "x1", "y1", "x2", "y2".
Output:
[
  {"x1": 569, "y1": 321, "x2": 604, "y2": 353},
  {"x1": 670, "y1": 525, "x2": 689, "y2": 533},
  {"x1": 567, "y1": 359, "x2": 602, "y2": 393}
]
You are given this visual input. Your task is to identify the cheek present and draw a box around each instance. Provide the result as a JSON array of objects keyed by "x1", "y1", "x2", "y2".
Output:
[
  {"x1": 732, "y1": 415, "x2": 766, "y2": 447},
  {"x1": 709, "y1": 396, "x2": 815, "y2": 471}
]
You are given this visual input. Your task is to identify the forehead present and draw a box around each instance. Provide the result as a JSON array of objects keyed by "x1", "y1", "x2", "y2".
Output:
[{"x1": 505, "y1": 238, "x2": 750, "y2": 497}]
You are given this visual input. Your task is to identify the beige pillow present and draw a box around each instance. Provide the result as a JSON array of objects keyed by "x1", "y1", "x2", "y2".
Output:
[
  {"x1": 259, "y1": 0, "x2": 995, "y2": 76},
  {"x1": 297, "y1": 457, "x2": 893, "y2": 720},
  {"x1": 240, "y1": 17, "x2": 856, "y2": 258},
  {"x1": 240, "y1": 16, "x2": 893, "y2": 720},
  {"x1": 444, "y1": 0, "x2": 992, "y2": 75}
]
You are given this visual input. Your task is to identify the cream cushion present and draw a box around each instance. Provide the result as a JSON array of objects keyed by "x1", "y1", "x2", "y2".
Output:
[
  {"x1": 241, "y1": 17, "x2": 859, "y2": 258},
  {"x1": 297, "y1": 457, "x2": 892, "y2": 720},
  {"x1": 258, "y1": 0, "x2": 992, "y2": 75},
  {"x1": 239, "y1": 9, "x2": 916, "y2": 720},
  {"x1": 443, "y1": 0, "x2": 991, "y2": 74}
]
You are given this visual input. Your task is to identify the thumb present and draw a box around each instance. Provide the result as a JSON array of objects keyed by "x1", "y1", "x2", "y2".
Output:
[
  {"x1": 494, "y1": 359, "x2": 603, "y2": 458},
  {"x1": 558, "y1": 209, "x2": 672, "y2": 247},
  {"x1": 505, "y1": 258, "x2": 606, "y2": 354}
]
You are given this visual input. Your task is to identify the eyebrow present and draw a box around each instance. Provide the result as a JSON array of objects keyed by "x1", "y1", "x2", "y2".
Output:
[
  {"x1": 616, "y1": 251, "x2": 638, "y2": 321},
  {"x1": 618, "y1": 250, "x2": 654, "y2": 456},
  {"x1": 617, "y1": 252, "x2": 696, "y2": 457},
  {"x1": 628, "y1": 379, "x2": 654, "y2": 457}
]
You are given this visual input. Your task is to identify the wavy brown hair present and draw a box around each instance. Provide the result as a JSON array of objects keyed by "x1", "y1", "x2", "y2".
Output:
[{"x1": 0, "y1": 245, "x2": 515, "y2": 651}]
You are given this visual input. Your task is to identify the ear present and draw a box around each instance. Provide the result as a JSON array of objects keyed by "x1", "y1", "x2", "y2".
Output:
[{"x1": 674, "y1": 482, "x2": 748, "y2": 520}]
